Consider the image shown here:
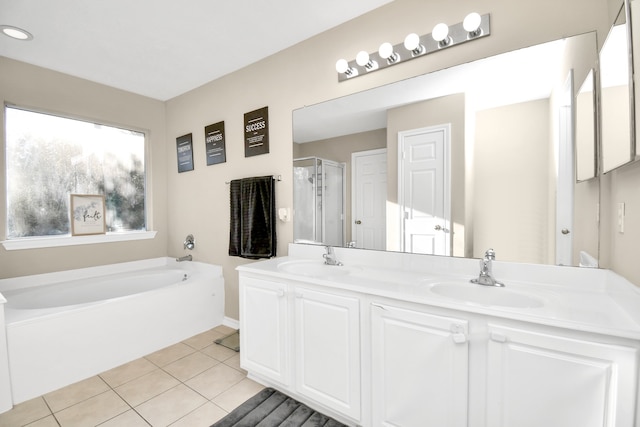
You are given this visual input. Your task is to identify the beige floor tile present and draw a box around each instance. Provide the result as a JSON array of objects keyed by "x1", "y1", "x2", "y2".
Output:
[
  {"x1": 211, "y1": 378, "x2": 265, "y2": 412},
  {"x1": 200, "y1": 342, "x2": 238, "y2": 362},
  {"x1": 44, "y1": 376, "x2": 110, "y2": 413},
  {"x1": 181, "y1": 329, "x2": 225, "y2": 350},
  {"x1": 54, "y1": 390, "x2": 129, "y2": 427},
  {"x1": 25, "y1": 415, "x2": 60, "y2": 427},
  {"x1": 185, "y1": 363, "x2": 246, "y2": 400},
  {"x1": 115, "y1": 369, "x2": 180, "y2": 407},
  {"x1": 163, "y1": 351, "x2": 219, "y2": 382},
  {"x1": 100, "y1": 357, "x2": 158, "y2": 388},
  {"x1": 169, "y1": 401, "x2": 228, "y2": 427},
  {"x1": 223, "y1": 353, "x2": 245, "y2": 373},
  {"x1": 97, "y1": 409, "x2": 150, "y2": 427},
  {"x1": 0, "y1": 397, "x2": 51, "y2": 427},
  {"x1": 145, "y1": 343, "x2": 196, "y2": 367},
  {"x1": 135, "y1": 384, "x2": 207, "y2": 427},
  {"x1": 213, "y1": 325, "x2": 237, "y2": 336}
]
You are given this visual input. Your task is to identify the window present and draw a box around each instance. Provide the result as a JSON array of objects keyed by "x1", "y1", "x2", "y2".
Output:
[{"x1": 5, "y1": 106, "x2": 146, "y2": 239}]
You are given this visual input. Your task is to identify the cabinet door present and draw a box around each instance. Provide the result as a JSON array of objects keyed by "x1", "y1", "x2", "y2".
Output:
[
  {"x1": 294, "y1": 287, "x2": 361, "y2": 421},
  {"x1": 239, "y1": 276, "x2": 290, "y2": 386},
  {"x1": 371, "y1": 303, "x2": 469, "y2": 427},
  {"x1": 486, "y1": 324, "x2": 638, "y2": 427}
]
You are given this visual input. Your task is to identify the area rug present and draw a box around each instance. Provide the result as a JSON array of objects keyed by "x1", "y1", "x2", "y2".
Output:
[{"x1": 211, "y1": 387, "x2": 347, "y2": 427}]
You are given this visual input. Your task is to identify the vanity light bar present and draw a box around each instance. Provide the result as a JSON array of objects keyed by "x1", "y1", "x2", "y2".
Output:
[{"x1": 336, "y1": 13, "x2": 491, "y2": 82}]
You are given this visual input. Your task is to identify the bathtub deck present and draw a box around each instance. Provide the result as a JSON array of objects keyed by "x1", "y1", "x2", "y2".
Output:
[{"x1": 0, "y1": 326, "x2": 266, "y2": 427}]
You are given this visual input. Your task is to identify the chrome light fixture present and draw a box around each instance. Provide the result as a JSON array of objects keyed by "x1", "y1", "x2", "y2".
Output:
[{"x1": 336, "y1": 12, "x2": 490, "y2": 81}]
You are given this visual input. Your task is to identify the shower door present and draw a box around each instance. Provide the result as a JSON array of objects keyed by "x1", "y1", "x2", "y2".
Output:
[{"x1": 293, "y1": 157, "x2": 345, "y2": 247}]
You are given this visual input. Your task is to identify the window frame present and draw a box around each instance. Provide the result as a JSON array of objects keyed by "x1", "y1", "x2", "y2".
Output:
[{"x1": 2, "y1": 103, "x2": 155, "y2": 250}]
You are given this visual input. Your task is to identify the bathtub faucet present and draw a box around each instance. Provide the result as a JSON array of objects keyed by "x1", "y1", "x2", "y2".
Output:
[
  {"x1": 176, "y1": 254, "x2": 192, "y2": 262},
  {"x1": 470, "y1": 248, "x2": 504, "y2": 287}
]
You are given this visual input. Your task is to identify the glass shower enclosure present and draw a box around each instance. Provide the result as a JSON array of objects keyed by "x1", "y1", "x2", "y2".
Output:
[{"x1": 293, "y1": 157, "x2": 345, "y2": 247}]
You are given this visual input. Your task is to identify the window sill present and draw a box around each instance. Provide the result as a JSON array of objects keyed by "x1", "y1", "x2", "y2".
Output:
[{"x1": 1, "y1": 231, "x2": 158, "y2": 251}]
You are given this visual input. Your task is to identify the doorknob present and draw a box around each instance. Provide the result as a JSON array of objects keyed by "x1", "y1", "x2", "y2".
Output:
[
  {"x1": 434, "y1": 225, "x2": 442, "y2": 231},
  {"x1": 355, "y1": 220, "x2": 362, "y2": 224},
  {"x1": 561, "y1": 228, "x2": 570, "y2": 235}
]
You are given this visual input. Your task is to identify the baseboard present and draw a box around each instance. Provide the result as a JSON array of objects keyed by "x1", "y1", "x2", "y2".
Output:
[{"x1": 223, "y1": 316, "x2": 239, "y2": 330}]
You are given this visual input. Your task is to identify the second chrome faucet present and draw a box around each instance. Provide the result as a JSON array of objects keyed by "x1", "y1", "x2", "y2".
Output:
[{"x1": 471, "y1": 248, "x2": 504, "y2": 287}]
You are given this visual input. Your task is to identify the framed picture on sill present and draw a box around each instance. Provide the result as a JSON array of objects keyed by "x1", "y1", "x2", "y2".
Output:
[{"x1": 70, "y1": 194, "x2": 106, "y2": 236}]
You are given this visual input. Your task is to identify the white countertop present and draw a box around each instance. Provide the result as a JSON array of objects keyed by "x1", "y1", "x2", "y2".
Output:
[{"x1": 237, "y1": 244, "x2": 640, "y2": 341}]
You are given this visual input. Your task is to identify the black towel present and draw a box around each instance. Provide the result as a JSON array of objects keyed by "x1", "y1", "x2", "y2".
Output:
[{"x1": 229, "y1": 176, "x2": 277, "y2": 259}]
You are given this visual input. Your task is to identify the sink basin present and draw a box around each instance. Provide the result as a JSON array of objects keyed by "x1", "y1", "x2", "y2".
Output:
[
  {"x1": 429, "y1": 282, "x2": 544, "y2": 308},
  {"x1": 277, "y1": 260, "x2": 355, "y2": 278}
]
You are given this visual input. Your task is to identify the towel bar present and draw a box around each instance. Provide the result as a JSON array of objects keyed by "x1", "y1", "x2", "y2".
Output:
[{"x1": 225, "y1": 175, "x2": 281, "y2": 185}]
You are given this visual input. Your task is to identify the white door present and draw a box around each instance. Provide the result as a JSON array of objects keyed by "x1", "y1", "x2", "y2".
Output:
[
  {"x1": 398, "y1": 125, "x2": 450, "y2": 255},
  {"x1": 295, "y1": 288, "x2": 361, "y2": 421},
  {"x1": 557, "y1": 73, "x2": 574, "y2": 265},
  {"x1": 352, "y1": 149, "x2": 387, "y2": 250},
  {"x1": 239, "y1": 277, "x2": 290, "y2": 386},
  {"x1": 486, "y1": 324, "x2": 638, "y2": 427},
  {"x1": 371, "y1": 303, "x2": 468, "y2": 427}
]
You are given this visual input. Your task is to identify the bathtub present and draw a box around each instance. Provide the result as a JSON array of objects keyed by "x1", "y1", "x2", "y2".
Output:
[{"x1": 0, "y1": 257, "x2": 224, "y2": 406}]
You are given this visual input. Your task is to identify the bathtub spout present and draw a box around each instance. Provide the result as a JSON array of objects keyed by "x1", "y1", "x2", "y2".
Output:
[{"x1": 176, "y1": 254, "x2": 192, "y2": 262}]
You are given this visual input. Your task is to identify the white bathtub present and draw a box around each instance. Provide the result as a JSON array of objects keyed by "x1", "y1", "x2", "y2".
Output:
[{"x1": 0, "y1": 257, "x2": 224, "y2": 406}]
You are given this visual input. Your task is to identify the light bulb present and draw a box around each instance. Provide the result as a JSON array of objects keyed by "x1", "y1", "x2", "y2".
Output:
[
  {"x1": 432, "y1": 23, "x2": 449, "y2": 43},
  {"x1": 378, "y1": 42, "x2": 393, "y2": 59},
  {"x1": 404, "y1": 33, "x2": 420, "y2": 51},
  {"x1": 335, "y1": 59, "x2": 349, "y2": 74},
  {"x1": 404, "y1": 33, "x2": 424, "y2": 56},
  {"x1": 379, "y1": 42, "x2": 399, "y2": 64},
  {"x1": 356, "y1": 51, "x2": 370, "y2": 67},
  {"x1": 463, "y1": 12, "x2": 482, "y2": 33}
]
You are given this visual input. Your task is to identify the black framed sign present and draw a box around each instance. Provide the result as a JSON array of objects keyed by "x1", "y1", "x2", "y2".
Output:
[
  {"x1": 244, "y1": 106, "x2": 269, "y2": 157},
  {"x1": 176, "y1": 133, "x2": 194, "y2": 173},
  {"x1": 205, "y1": 121, "x2": 226, "y2": 166}
]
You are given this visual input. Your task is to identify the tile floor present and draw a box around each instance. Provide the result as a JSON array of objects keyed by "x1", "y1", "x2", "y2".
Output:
[{"x1": 0, "y1": 325, "x2": 265, "y2": 427}]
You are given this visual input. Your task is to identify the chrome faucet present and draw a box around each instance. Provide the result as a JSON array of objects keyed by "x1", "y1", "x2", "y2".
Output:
[
  {"x1": 176, "y1": 254, "x2": 192, "y2": 262},
  {"x1": 471, "y1": 248, "x2": 504, "y2": 287},
  {"x1": 323, "y1": 246, "x2": 343, "y2": 266}
]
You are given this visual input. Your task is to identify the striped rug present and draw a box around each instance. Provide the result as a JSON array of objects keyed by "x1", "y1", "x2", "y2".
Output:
[{"x1": 211, "y1": 387, "x2": 347, "y2": 427}]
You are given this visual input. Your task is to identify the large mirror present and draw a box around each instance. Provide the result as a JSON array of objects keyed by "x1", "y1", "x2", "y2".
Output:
[
  {"x1": 293, "y1": 32, "x2": 600, "y2": 266},
  {"x1": 600, "y1": 5, "x2": 635, "y2": 172}
]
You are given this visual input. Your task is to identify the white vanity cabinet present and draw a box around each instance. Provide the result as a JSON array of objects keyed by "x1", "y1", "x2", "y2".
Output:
[
  {"x1": 368, "y1": 299, "x2": 639, "y2": 427},
  {"x1": 239, "y1": 274, "x2": 362, "y2": 424},
  {"x1": 371, "y1": 303, "x2": 469, "y2": 427},
  {"x1": 485, "y1": 324, "x2": 638, "y2": 427},
  {"x1": 238, "y1": 252, "x2": 640, "y2": 427},
  {"x1": 239, "y1": 276, "x2": 290, "y2": 387},
  {"x1": 294, "y1": 287, "x2": 361, "y2": 421}
]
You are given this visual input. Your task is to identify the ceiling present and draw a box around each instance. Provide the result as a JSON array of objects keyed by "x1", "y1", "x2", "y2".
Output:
[{"x1": 0, "y1": 0, "x2": 391, "y2": 101}]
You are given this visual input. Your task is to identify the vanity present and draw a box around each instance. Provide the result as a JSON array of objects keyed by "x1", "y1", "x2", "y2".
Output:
[{"x1": 238, "y1": 244, "x2": 640, "y2": 427}]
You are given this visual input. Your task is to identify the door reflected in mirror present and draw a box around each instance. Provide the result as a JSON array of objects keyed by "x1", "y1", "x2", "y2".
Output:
[{"x1": 293, "y1": 32, "x2": 600, "y2": 267}]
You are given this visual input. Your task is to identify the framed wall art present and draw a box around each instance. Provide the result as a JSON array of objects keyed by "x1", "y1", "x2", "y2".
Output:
[
  {"x1": 176, "y1": 133, "x2": 194, "y2": 172},
  {"x1": 244, "y1": 106, "x2": 269, "y2": 157},
  {"x1": 70, "y1": 194, "x2": 106, "y2": 236}
]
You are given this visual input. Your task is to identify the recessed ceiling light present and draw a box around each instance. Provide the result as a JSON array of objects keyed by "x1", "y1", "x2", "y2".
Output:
[{"x1": 1, "y1": 25, "x2": 33, "y2": 41}]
